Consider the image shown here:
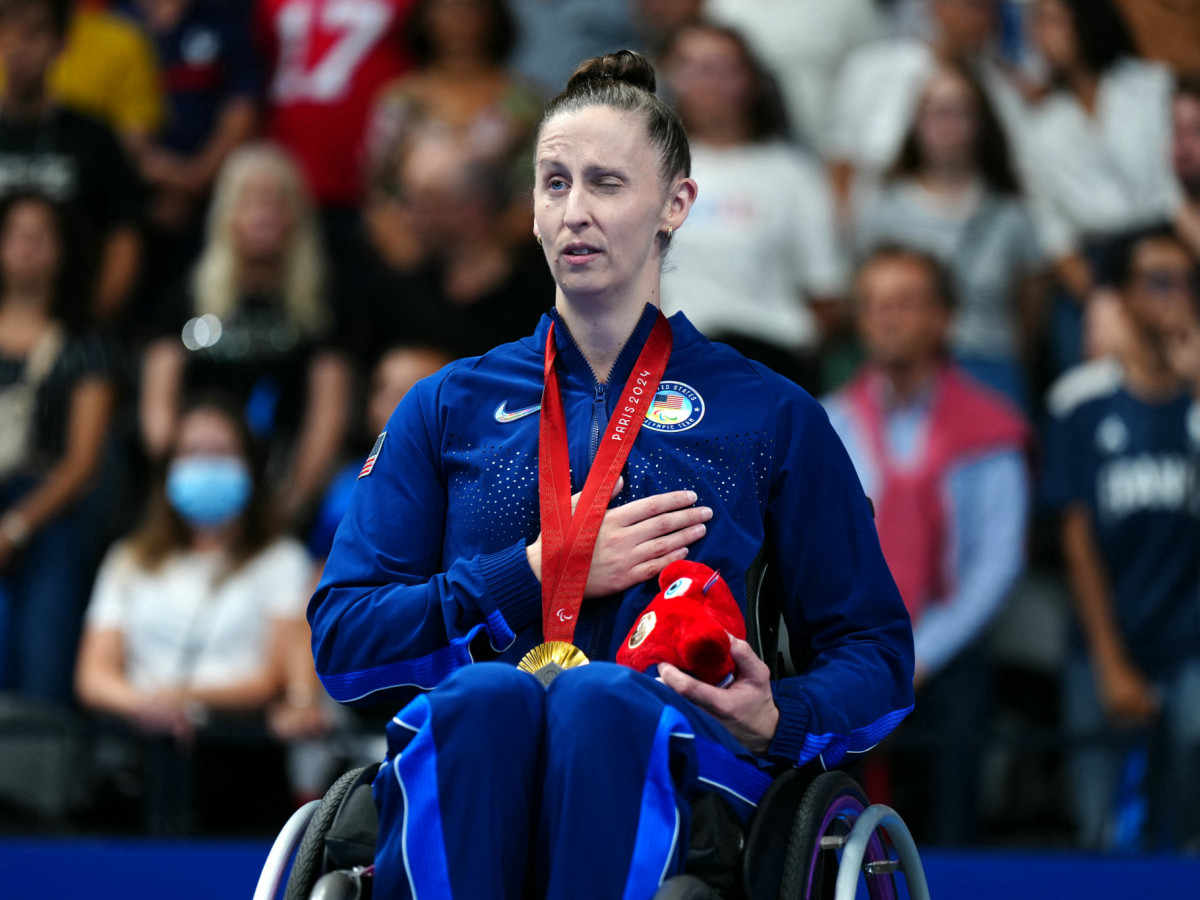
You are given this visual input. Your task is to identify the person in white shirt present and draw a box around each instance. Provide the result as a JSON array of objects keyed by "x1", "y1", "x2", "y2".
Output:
[
  {"x1": 828, "y1": 0, "x2": 1030, "y2": 210},
  {"x1": 1022, "y1": 0, "x2": 1178, "y2": 371},
  {"x1": 76, "y1": 395, "x2": 328, "y2": 824},
  {"x1": 659, "y1": 21, "x2": 845, "y2": 388},
  {"x1": 854, "y1": 61, "x2": 1048, "y2": 408},
  {"x1": 702, "y1": 0, "x2": 881, "y2": 153}
]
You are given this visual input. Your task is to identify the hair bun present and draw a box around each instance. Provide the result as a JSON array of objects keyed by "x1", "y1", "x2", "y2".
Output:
[{"x1": 566, "y1": 50, "x2": 656, "y2": 96}]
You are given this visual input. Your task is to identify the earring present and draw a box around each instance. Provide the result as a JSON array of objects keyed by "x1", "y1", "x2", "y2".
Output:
[
  {"x1": 665, "y1": 226, "x2": 674, "y2": 241},
  {"x1": 536, "y1": 235, "x2": 543, "y2": 246}
]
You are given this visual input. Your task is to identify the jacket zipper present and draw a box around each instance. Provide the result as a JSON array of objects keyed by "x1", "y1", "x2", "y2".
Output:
[{"x1": 588, "y1": 382, "x2": 607, "y2": 466}]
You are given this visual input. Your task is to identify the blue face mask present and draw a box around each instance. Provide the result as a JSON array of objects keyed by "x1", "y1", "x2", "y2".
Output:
[{"x1": 166, "y1": 456, "x2": 253, "y2": 528}]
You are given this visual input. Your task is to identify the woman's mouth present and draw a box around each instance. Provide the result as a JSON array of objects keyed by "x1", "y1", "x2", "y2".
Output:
[{"x1": 562, "y1": 244, "x2": 601, "y2": 265}]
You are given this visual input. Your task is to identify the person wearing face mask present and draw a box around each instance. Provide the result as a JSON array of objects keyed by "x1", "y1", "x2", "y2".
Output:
[{"x1": 76, "y1": 394, "x2": 327, "y2": 830}]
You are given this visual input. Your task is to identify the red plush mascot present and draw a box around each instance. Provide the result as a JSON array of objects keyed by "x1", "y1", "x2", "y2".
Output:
[{"x1": 617, "y1": 561, "x2": 746, "y2": 687}]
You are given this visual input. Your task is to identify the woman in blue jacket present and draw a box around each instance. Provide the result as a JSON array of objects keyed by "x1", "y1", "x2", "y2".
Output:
[{"x1": 311, "y1": 50, "x2": 914, "y2": 900}]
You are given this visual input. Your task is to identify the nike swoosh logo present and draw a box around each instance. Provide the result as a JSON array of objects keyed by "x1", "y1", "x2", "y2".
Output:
[{"x1": 494, "y1": 401, "x2": 542, "y2": 423}]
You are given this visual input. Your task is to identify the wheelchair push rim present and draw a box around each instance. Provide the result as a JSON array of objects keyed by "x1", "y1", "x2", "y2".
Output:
[{"x1": 781, "y1": 772, "x2": 898, "y2": 900}]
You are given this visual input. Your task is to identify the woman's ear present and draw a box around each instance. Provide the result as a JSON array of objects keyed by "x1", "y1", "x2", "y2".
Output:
[{"x1": 662, "y1": 176, "x2": 699, "y2": 234}]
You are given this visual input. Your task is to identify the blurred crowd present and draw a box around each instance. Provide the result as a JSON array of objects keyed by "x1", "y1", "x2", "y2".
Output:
[{"x1": 0, "y1": 0, "x2": 1199, "y2": 852}]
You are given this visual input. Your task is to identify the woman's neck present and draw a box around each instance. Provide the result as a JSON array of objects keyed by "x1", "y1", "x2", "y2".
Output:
[
  {"x1": 429, "y1": 52, "x2": 495, "y2": 81},
  {"x1": 917, "y1": 159, "x2": 977, "y2": 194},
  {"x1": 237, "y1": 257, "x2": 284, "y2": 295},
  {"x1": 689, "y1": 112, "x2": 750, "y2": 149},
  {"x1": 190, "y1": 522, "x2": 239, "y2": 554},
  {"x1": 556, "y1": 292, "x2": 657, "y2": 384},
  {"x1": 0, "y1": 284, "x2": 53, "y2": 320},
  {"x1": 1065, "y1": 66, "x2": 1100, "y2": 116}
]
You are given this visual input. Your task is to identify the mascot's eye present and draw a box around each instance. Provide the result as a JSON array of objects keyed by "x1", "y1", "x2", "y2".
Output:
[{"x1": 664, "y1": 577, "x2": 692, "y2": 599}]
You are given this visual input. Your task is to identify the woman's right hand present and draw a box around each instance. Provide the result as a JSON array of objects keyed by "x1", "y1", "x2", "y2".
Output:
[
  {"x1": 527, "y1": 476, "x2": 712, "y2": 598},
  {"x1": 134, "y1": 690, "x2": 197, "y2": 742},
  {"x1": 1095, "y1": 655, "x2": 1160, "y2": 727}
]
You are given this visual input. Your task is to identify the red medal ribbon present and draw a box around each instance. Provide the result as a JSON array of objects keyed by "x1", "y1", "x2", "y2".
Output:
[{"x1": 538, "y1": 311, "x2": 673, "y2": 643}]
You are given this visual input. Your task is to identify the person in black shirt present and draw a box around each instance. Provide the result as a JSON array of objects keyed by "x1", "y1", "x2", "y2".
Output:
[
  {"x1": 0, "y1": 0, "x2": 143, "y2": 324},
  {"x1": 0, "y1": 191, "x2": 117, "y2": 703},
  {"x1": 140, "y1": 143, "x2": 351, "y2": 525},
  {"x1": 359, "y1": 135, "x2": 553, "y2": 361}
]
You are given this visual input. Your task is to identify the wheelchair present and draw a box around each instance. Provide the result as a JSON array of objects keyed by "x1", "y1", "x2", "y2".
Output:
[{"x1": 256, "y1": 556, "x2": 929, "y2": 900}]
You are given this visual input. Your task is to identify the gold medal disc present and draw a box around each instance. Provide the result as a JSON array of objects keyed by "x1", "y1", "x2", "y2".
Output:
[{"x1": 517, "y1": 641, "x2": 589, "y2": 688}]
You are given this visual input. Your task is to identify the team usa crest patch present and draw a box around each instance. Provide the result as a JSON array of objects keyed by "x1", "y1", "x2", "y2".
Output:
[
  {"x1": 358, "y1": 432, "x2": 386, "y2": 479},
  {"x1": 643, "y1": 382, "x2": 704, "y2": 433}
]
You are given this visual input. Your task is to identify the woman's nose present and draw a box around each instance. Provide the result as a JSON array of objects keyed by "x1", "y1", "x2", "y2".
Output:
[{"x1": 563, "y1": 187, "x2": 591, "y2": 229}]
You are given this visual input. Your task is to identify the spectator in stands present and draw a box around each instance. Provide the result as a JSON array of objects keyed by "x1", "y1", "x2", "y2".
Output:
[
  {"x1": 364, "y1": 136, "x2": 552, "y2": 359},
  {"x1": 76, "y1": 395, "x2": 327, "y2": 827},
  {"x1": 702, "y1": 0, "x2": 880, "y2": 152},
  {"x1": 629, "y1": 0, "x2": 701, "y2": 59},
  {"x1": 0, "y1": 0, "x2": 144, "y2": 324},
  {"x1": 1172, "y1": 77, "x2": 1200, "y2": 259},
  {"x1": 364, "y1": 0, "x2": 542, "y2": 270},
  {"x1": 855, "y1": 61, "x2": 1047, "y2": 409},
  {"x1": 307, "y1": 344, "x2": 452, "y2": 562},
  {"x1": 139, "y1": 144, "x2": 352, "y2": 525},
  {"x1": 829, "y1": 0, "x2": 1030, "y2": 210},
  {"x1": 1043, "y1": 227, "x2": 1200, "y2": 850},
  {"x1": 0, "y1": 192, "x2": 117, "y2": 704},
  {"x1": 1024, "y1": 0, "x2": 1177, "y2": 370},
  {"x1": 22, "y1": 0, "x2": 165, "y2": 148},
  {"x1": 658, "y1": 21, "x2": 845, "y2": 389},
  {"x1": 120, "y1": 0, "x2": 261, "y2": 324},
  {"x1": 824, "y1": 247, "x2": 1030, "y2": 843},
  {"x1": 255, "y1": 0, "x2": 416, "y2": 285},
  {"x1": 507, "y1": 0, "x2": 636, "y2": 93}
]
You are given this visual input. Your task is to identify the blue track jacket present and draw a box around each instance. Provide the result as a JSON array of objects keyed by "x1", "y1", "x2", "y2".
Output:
[{"x1": 311, "y1": 306, "x2": 914, "y2": 768}]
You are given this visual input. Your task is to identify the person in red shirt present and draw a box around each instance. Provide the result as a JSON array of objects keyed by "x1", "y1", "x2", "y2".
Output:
[{"x1": 256, "y1": 0, "x2": 416, "y2": 210}]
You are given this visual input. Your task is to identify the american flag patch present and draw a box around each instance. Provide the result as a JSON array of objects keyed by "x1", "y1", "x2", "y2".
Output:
[
  {"x1": 651, "y1": 392, "x2": 684, "y2": 411},
  {"x1": 358, "y1": 432, "x2": 386, "y2": 479}
]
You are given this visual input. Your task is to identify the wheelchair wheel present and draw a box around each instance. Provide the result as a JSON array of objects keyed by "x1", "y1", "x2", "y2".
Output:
[
  {"x1": 779, "y1": 772, "x2": 896, "y2": 900},
  {"x1": 283, "y1": 766, "x2": 369, "y2": 900}
]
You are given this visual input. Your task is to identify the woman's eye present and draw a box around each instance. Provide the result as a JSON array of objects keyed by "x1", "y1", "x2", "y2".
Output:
[{"x1": 547, "y1": 178, "x2": 567, "y2": 191}]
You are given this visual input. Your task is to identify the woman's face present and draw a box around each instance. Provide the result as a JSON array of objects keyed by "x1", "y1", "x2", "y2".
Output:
[
  {"x1": 174, "y1": 408, "x2": 245, "y2": 462},
  {"x1": 665, "y1": 29, "x2": 754, "y2": 130},
  {"x1": 424, "y1": 0, "x2": 492, "y2": 59},
  {"x1": 0, "y1": 199, "x2": 61, "y2": 292},
  {"x1": 914, "y1": 69, "x2": 980, "y2": 168},
  {"x1": 1030, "y1": 0, "x2": 1081, "y2": 74},
  {"x1": 230, "y1": 169, "x2": 295, "y2": 264},
  {"x1": 533, "y1": 105, "x2": 694, "y2": 307}
]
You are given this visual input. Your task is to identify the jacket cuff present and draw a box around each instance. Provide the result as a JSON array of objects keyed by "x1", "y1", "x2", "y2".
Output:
[
  {"x1": 479, "y1": 541, "x2": 542, "y2": 635},
  {"x1": 766, "y1": 680, "x2": 813, "y2": 766}
]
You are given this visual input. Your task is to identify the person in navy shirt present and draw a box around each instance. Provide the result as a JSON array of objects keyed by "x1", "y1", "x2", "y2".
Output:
[
  {"x1": 120, "y1": 0, "x2": 260, "y2": 314},
  {"x1": 1044, "y1": 227, "x2": 1200, "y2": 850},
  {"x1": 312, "y1": 50, "x2": 913, "y2": 899}
]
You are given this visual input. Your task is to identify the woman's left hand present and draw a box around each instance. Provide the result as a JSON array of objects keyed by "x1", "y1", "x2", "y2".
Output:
[{"x1": 657, "y1": 636, "x2": 780, "y2": 755}]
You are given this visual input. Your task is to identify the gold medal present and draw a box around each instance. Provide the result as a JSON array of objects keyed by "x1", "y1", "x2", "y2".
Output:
[{"x1": 517, "y1": 641, "x2": 590, "y2": 687}]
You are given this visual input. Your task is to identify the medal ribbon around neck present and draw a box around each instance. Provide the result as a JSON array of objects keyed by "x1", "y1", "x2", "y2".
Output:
[{"x1": 538, "y1": 311, "x2": 673, "y2": 644}]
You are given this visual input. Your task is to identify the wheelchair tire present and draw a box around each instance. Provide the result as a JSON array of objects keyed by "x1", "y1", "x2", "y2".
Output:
[
  {"x1": 779, "y1": 772, "x2": 895, "y2": 900},
  {"x1": 283, "y1": 766, "x2": 369, "y2": 900}
]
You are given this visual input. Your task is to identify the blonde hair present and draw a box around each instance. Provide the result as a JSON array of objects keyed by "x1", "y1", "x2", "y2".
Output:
[{"x1": 191, "y1": 143, "x2": 327, "y2": 336}]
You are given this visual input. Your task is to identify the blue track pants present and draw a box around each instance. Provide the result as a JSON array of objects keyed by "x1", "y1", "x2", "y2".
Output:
[{"x1": 372, "y1": 662, "x2": 776, "y2": 900}]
